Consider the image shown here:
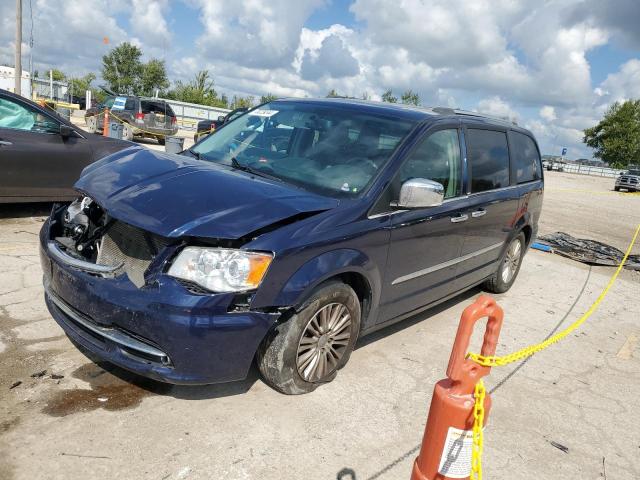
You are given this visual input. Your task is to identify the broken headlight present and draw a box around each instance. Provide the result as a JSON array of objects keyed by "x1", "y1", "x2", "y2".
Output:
[{"x1": 168, "y1": 247, "x2": 273, "y2": 293}]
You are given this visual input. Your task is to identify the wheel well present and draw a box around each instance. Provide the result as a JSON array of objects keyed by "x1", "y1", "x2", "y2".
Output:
[
  {"x1": 336, "y1": 272, "x2": 372, "y2": 326},
  {"x1": 521, "y1": 225, "x2": 532, "y2": 246}
]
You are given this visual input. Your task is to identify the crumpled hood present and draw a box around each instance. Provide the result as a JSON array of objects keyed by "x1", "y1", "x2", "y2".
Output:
[{"x1": 75, "y1": 146, "x2": 338, "y2": 239}]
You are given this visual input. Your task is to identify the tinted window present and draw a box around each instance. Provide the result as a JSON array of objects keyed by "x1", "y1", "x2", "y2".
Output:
[
  {"x1": 124, "y1": 98, "x2": 136, "y2": 110},
  {"x1": 510, "y1": 132, "x2": 540, "y2": 183},
  {"x1": 396, "y1": 129, "x2": 461, "y2": 199},
  {"x1": 103, "y1": 97, "x2": 115, "y2": 109},
  {"x1": 0, "y1": 97, "x2": 59, "y2": 134},
  {"x1": 467, "y1": 129, "x2": 510, "y2": 192},
  {"x1": 142, "y1": 101, "x2": 174, "y2": 115}
]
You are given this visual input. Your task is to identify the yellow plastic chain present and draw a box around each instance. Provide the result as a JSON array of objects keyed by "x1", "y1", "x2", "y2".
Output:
[
  {"x1": 471, "y1": 379, "x2": 485, "y2": 480},
  {"x1": 468, "y1": 222, "x2": 640, "y2": 480},
  {"x1": 469, "y1": 222, "x2": 640, "y2": 368}
]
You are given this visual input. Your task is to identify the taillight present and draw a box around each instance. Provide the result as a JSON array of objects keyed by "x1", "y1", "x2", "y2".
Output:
[
  {"x1": 171, "y1": 116, "x2": 177, "y2": 125},
  {"x1": 135, "y1": 112, "x2": 145, "y2": 123}
]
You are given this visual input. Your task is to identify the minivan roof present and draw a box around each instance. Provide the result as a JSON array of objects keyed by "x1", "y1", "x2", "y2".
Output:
[{"x1": 273, "y1": 97, "x2": 528, "y2": 132}]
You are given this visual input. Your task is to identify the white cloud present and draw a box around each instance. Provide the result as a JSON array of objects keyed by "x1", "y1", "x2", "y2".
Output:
[
  {"x1": 130, "y1": 0, "x2": 171, "y2": 51},
  {"x1": 476, "y1": 96, "x2": 519, "y2": 123},
  {"x1": 597, "y1": 59, "x2": 640, "y2": 104},
  {"x1": 300, "y1": 34, "x2": 359, "y2": 80},
  {"x1": 192, "y1": 0, "x2": 325, "y2": 69},
  {"x1": 540, "y1": 106, "x2": 557, "y2": 122}
]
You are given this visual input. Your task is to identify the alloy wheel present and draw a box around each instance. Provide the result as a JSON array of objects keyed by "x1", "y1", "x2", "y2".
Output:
[
  {"x1": 501, "y1": 238, "x2": 522, "y2": 284},
  {"x1": 296, "y1": 302, "x2": 352, "y2": 382}
]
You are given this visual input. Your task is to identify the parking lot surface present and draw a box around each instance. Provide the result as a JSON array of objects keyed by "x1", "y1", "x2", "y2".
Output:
[{"x1": 1, "y1": 172, "x2": 639, "y2": 480}]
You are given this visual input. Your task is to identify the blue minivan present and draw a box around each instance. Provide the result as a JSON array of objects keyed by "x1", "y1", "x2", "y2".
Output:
[{"x1": 40, "y1": 98, "x2": 543, "y2": 394}]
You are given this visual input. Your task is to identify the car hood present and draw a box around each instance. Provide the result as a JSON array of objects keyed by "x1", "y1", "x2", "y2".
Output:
[{"x1": 75, "y1": 146, "x2": 339, "y2": 239}]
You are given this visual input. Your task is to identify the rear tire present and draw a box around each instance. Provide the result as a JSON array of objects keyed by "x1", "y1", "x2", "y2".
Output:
[
  {"x1": 157, "y1": 136, "x2": 165, "y2": 146},
  {"x1": 257, "y1": 281, "x2": 361, "y2": 395},
  {"x1": 484, "y1": 233, "x2": 526, "y2": 294}
]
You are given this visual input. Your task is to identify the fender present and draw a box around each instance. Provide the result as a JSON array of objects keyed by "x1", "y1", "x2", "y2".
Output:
[{"x1": 269, "y1": 248, "x2": 382, "y2": 326}]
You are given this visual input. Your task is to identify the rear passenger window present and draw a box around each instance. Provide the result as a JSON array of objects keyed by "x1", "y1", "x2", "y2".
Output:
[
  {"x1": 467, "y1": 129, "x2": 510, "y2": 192},
  {"x1": 510, "y1": 131, "x2": 541, "y2": 183}
]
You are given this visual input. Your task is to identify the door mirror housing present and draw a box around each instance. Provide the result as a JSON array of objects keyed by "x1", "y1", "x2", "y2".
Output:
[
  {"x1": 218, "y1": 115, "x2": 226, "y2": 122},
  {"x1": 59, "y1": 124, "x2": 78, "y2": 138},
  {"x1": 396, "y1": 178, "x2": 445, "y2": 209}
]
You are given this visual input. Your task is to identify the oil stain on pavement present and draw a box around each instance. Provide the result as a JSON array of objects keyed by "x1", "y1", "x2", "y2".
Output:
[{"x1": 43, "y1": 362, "x2": 171, "y2": 417}]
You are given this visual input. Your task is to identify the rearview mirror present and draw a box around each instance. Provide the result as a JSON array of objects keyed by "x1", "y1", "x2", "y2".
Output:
[
  {"x1": 59, "y1": 124, "x2": 77, "y2": 138},
  {"x1": 396, "y1": 178, "x2": 444, "y2": 209}
]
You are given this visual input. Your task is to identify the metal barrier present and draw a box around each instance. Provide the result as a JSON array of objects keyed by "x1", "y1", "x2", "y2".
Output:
[
  {"x1": 157, "y1": 97, "x2": 230, "y2": 131},
  {"x1": 561, "y1": 164, "x2": 624, "y2": 178}
]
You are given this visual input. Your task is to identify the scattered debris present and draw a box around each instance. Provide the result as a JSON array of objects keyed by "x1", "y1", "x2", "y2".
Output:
[
  {"x1": 549, "y1": 440, "x2": 569, "y2": 453},
  {"x1": 30, "y1": 369, "x2": 47, "y2": 378},
  {"x1": 602, "y1": 456, "x2": 607, "y2": 480},
  {"x1": 97, "y1": 397, "x2": 108, "y2": 402},
  {"x1": 50, "y1": 373, "x2": 65, "y2": 380},
  {"x1": 537, "y1": 232, "x2": 640, "y2": 270},
  {"x1": 60, "y1": 452, "x2": 111, "y2": 459},
  {"x1": 9, "y1": 380, "x2": 22, "y2": 390},
  {"x1": 531, "y1": 242, "x2": 552, "y2": 252}
]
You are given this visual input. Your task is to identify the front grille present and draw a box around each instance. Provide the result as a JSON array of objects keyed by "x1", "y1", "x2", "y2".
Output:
[{"x1": 97, "y1": 221, "x2": 170, "y2": 287}]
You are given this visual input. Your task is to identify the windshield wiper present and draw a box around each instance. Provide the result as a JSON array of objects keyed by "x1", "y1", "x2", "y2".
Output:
[{"x1": 230, "y1": 157, "x2": 284, "y2": 183}]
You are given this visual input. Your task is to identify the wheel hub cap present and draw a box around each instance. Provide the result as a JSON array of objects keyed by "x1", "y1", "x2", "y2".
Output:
[
  {"x1": 501, "y1": 238, "x2": 522, "y2": 283},
  {"x1": 296, "y1": 302, "x2": 352, "y2": 382}
]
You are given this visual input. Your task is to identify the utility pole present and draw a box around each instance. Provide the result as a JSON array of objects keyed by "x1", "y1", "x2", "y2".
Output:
[{"x1": 14, "y1": 0, "x2": 22, "y2": 95}]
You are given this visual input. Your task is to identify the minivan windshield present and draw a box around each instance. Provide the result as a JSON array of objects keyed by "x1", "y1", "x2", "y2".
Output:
[{"x1": 190, "y1": 101, "x2": 416, "y2": 197}]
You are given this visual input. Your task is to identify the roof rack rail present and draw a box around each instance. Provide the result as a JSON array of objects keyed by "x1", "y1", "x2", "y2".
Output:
[{"x1": 431, "y1": 106, "x2": 518, "y2": 126}]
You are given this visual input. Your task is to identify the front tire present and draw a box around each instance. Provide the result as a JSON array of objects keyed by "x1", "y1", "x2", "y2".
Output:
[
  {"x1": 257, "y1": 281, "x2": 361, "y2": 395},
  {"x1": 484, "y1": 233, "x2": 526, "y2": 294},
  {"x1": 157, "y1": 136, "x2": 166, "y2": 145},
  {"x1": 614, "y1": 186, "x2": 620, "y2": 191}
]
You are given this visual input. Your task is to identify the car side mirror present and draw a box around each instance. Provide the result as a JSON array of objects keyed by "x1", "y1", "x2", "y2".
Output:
[
  {"x1": 59, "y1": 124, "x2": 77, "y2": 138},
  {"x1": 395, "y1": 178, "x2": 444, "y2": 209},
  {"x1": 218, "y1": 115, "x2": 226, "y2": 122}
]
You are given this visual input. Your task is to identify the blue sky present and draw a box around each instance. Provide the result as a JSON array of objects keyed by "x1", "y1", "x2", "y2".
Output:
[{"x1": 1, "y1": 0, "x2": 639, "y2": 160}]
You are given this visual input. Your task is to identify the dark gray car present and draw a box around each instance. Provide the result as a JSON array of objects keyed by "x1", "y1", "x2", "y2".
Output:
[
  {"x1": 85, "y1": 96, "x2": 178, "y2": 145},
  {"x1": 0, "y1": 89, "x2": 131, "y2": 203}
]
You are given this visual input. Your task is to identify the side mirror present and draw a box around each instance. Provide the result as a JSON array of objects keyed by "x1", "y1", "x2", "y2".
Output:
[
  {"x1": 218, "y1": 115, "x2": 226, "y2": 122},
  {"x1": 59, "y1": 124, "x2": 77, "y2": 138},
  {"x1": 396, "y1": 178, "x2": 444, "y2": 209}
]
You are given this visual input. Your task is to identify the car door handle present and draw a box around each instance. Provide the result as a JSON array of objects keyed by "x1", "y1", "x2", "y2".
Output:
[
  {"x1": 0, "y1": 140, "x2": 12, "y2": 146},
  {"x1": 471, "y1": 209, "x2": 487, "y2": 218},
  {"x1": 450, "y1": 214, "x2": 469, "y2": 223}
]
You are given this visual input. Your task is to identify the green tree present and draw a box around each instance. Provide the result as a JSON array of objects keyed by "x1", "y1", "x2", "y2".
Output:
[
  {"x1": 140, "y1": 59, "x2": 169, "y2": 96},
  {"x1": 166, "y1": 70, "x2": 228, "y2": 108},
  {"x1": 583, "y1": 100, "x2": 640, "y2": 168},
  {"x1": 46, "y1": 69, "x2": 66, "y2": 81},
  {"x1": 68, "y1": 73, "x2": 96, "y2": 96},
  {"x1": 401, "y1": 89, "x2": 420, "y2": 106},
  {"x1": 230, "y1": 95, "x2": 255, "y2": 109},
  {"x1": 381, "y1": 89, "x2": 397, "y2": 103},
  {"x1": 260, "y1": 93, "x2": 278, "y2": 103},
  {"x1": 327, "y1": 89, "x2": 340, "y2": 98},
  {"x1": 101, "y1": 42, "x2": 144, "y2": 94}
]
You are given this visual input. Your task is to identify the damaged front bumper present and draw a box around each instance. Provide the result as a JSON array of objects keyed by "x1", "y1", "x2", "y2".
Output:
[{"x1": 39, "y1": 218, "x2": 280, "y2": 385}]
